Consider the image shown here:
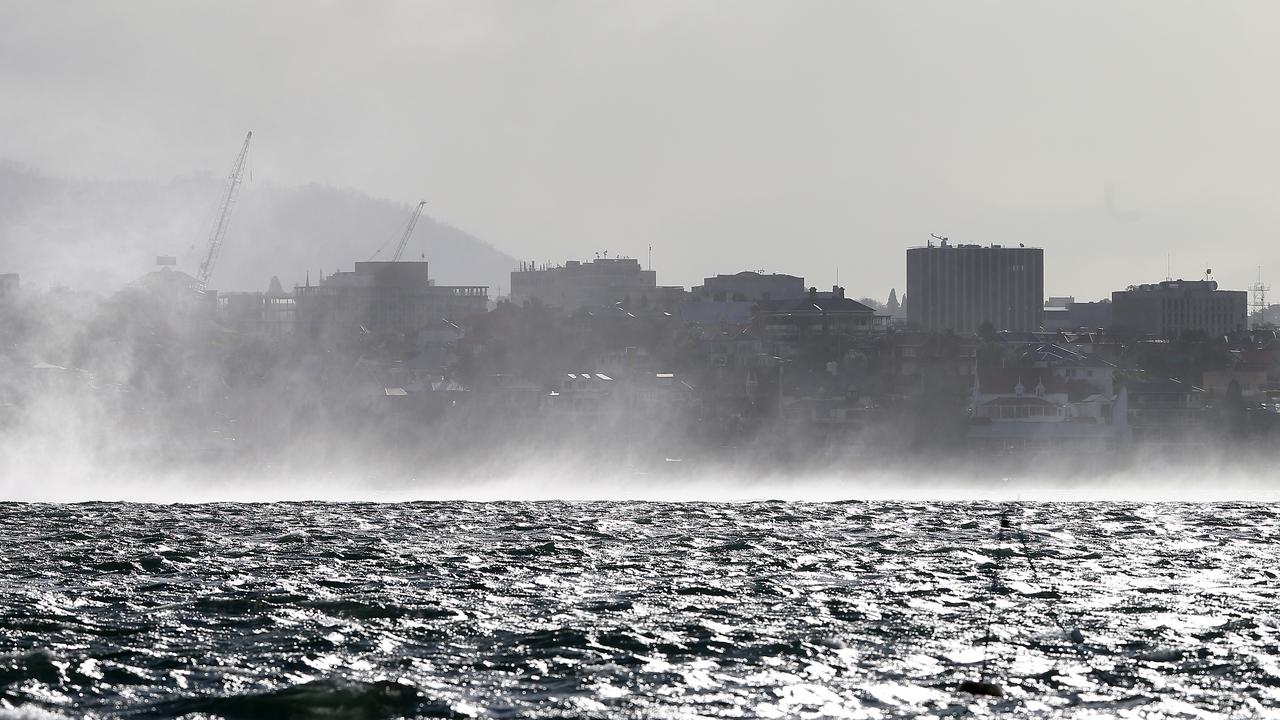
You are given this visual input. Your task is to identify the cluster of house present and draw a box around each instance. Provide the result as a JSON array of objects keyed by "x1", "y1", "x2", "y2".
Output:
[{"x1": 965, "y1": 338, "x2": 1245, "y2": 454}]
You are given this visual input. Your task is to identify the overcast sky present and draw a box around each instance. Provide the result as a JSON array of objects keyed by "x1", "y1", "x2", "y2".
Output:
[{"x1": 3, "y1": 1, "x2": 1279, "y2": 300}]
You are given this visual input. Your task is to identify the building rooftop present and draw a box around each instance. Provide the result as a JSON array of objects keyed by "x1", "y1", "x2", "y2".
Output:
[
  {"x1": 908, "y1": 242, "x2": 1041, "y2": 250},
  {"x1": 1121, "y1": 280, "x2": 1225, "y2": 292},
  {"x1": 709, "y1": 271, "x2": 802, "y2": 280},
  {"x1": 514, "y1": 257, "x2": 645, "y2": 273},
  {"x1": 977, "y1": 367, "x2": 1069, "y2": 396},
  {"x1": 758, "y1": 296, "x2": 876, "y2": 314},
  {"x1": 980, "y1": 395, "x2": 1061, "y2": 407},
  {"x1": 1018, "y1": 343, "x2": 1117, "y2": 368}
]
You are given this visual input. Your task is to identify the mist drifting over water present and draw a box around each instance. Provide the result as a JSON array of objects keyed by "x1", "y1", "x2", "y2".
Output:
[
  {"x1": 2, "y1": 422, "x2": 1277, "y2": 504},
  {"x1": 0, "y1": 283, "x2": 1274, "y2": 505},
  {"x1": 0, "y1": 343, "x2": 1271, "y2": 506}
]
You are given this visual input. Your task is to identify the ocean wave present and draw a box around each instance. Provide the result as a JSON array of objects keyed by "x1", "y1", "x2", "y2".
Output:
[{"x1": 0, "y1": 501, "x2": 1274, "y2": 718}]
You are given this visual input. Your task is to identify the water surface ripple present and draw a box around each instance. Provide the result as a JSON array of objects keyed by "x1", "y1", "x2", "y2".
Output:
[{"x1": 1, "y1": 502, "x2": 1277, "y2": 718}]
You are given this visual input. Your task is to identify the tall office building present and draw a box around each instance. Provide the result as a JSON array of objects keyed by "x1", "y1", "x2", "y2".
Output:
[
  {"x1": 1111, "y1": 280, "x2": 1246, "y2": 339},
  {"x1": 906, "y1": 242, "x2": 1044, "y2": 333}
]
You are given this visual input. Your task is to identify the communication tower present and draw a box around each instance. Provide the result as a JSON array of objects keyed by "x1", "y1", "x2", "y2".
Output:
[{"x1": 1249, "y1": 267, "x2": 1270, "y2": 327}]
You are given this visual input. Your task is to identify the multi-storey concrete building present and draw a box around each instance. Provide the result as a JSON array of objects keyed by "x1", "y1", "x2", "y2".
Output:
[
  {"x1": 906, "y1": 242, "x2": 1044, "y2": 333},
  {"x1": 1042, "y1": 297, "x2": 1112, "y2": 331},
  {"x1": 682, "y1": 271, "x2": 806, "y2": 325},
  {"x1": 1110, "y1": 280, "x2": 1246, "y2": 339},
  {"x1": 692, "y1": 271, "x2": 806, "y2": 302},
  {"x1": 510, "y1": 257, "x2": 682, "y2": 312},
  {"x1": 296, "y1": 261, "x2": 487, "y2": 340}
]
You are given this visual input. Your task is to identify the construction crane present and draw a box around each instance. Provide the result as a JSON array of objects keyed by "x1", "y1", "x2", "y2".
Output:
[
  {"x1": 391, "y1": 201, "x2": 427, "y2": 262},
  {"x1": 195, "y1": 131, "x2": 253, "y2": 291}
]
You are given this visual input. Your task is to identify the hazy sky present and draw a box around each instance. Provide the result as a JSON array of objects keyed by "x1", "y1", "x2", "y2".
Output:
[{"x1": 3, "y1": 1, "x2": 1279, "y2": 300}]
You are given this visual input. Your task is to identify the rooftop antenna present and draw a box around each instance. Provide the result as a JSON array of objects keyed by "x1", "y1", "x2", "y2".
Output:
[
  {"x1": 1166, "y1": 253, "x2": 1172, "y2": 281},
  {"x1": 1249, "y1": 267, "x2": 1270, "y2": 326}
]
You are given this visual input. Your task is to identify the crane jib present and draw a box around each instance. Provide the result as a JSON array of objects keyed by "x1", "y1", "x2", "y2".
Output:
[
  {"x1": 196, "y1": 131, "x2": 253, "y2": 292},
  {"x1": 391, "y1": 200, "x2": 428, "y2": 263}
]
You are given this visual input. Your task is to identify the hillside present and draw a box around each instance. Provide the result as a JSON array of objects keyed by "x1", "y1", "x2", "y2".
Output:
[{"x1": 0, "y1": 162, "x2": 517, "y2": 294}]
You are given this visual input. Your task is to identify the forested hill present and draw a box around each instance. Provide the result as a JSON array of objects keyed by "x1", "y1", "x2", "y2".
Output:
[{"x1": 0, "y1": 162, "x2": 517, "y2": 294}]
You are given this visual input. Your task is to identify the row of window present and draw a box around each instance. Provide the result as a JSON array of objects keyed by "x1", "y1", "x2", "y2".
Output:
[{"x1": 985, "y1": 405, "x2": 1065, "y2": 419}]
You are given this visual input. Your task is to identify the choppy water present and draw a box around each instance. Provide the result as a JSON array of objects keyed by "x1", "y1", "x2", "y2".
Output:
[{"x1": 1, "y1": 502, "x2": 1277, "y2": 719}]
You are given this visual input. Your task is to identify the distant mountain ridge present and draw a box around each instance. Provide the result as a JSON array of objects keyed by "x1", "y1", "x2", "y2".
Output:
[{"x1": 0, "y1": 161, "x2": 517, "y2": 294}]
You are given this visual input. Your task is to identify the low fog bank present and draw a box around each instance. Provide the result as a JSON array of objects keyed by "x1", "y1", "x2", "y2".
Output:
[
  {"x1": 1, "y1": 373, "x2": 1274, "y2": 504},
  {"x1": 3, "y1": 449, "x2": 1278, "y2": 504},
  {"x1": 2, "y1": 272, "x2": 1276, "y2": 504}
]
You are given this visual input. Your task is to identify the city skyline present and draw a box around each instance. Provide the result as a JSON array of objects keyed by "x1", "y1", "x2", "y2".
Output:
[
  {"x1": 4, "y1": 2, "x2": 1280, "y2": 300},
  {"x1": 0, "y1": 157, "x2": 1264, "y2": 306}
]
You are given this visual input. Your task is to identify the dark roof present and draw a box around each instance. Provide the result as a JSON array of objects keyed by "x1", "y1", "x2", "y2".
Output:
[
  {"x1": 757, "y1": 297, "x2": 875, "y2": 315},
  {"x1": 977, "y1": 367, "x2": 1069, "y2": 395},
  {"x1": 981, "y1": 395, "x2": 1060, "y2": 407},
  {"x1": 727, "y1": 271, "x2": 801, "y2": 280},
  {"x1": 1126, "y1": 378, "x2": 1203, "y2": 394},
  {"x1": 1019, "y1": 343, "x2": 1116, "y2": 368},
  {"x1": 130, "y1": 268, "x2": 202, "y2": 294}
]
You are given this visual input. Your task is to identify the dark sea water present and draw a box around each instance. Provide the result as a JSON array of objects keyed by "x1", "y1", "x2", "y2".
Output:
[{"x1": 1, "y1": 501, "x2": 1277, "y2": 719}]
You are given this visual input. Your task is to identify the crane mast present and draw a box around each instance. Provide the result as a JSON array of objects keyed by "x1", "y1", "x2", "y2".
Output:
[
  {"x1": 195, "y1": 131, "x2": 253, "y2": 291},
  {"x1": 391, "y1": 201, "x2": 427, "y2": 262}
]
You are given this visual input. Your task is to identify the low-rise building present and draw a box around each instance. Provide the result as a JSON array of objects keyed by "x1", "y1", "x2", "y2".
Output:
[
  {"x1": 680, "y1": 299, "x2": 755, "y2": 325},
  {"x1": 967, "y1": 366, "x2": 1122, "y2": 453},
  {"x1": 219, "y1": 277, "x2": 296, "y2": 337},
  {"x1": 469, "y1": 374, "x2": 545, "y2": 416},
  {"x1": 1043, "y1": 297, "x2": 1112, "y2": 331},
  {"x1": 881, "y1": 331, "x2": 979, "y2": 397},
  {"x1": 1251, "y1": 304, "x2": 1280, "y2": 328},
  {"x1": 545, "y1": 371, "x2": 696, "y2": 423},
  {"x1": 1018, "y1": 343, "x2": 1117, "y2": 398},
  {"x1": 755, "y1": 286, "x2": 883, "y2": 352},
  {"x1": 1202, "y1": 368, "x2": 1269, "y2": 403},
  {"x1": 973, "y1": 368, "x2": 1070, "y2": 421},
  {"x1": 1123, "y1": 378, "x2": 1207, "y2": 443}
]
